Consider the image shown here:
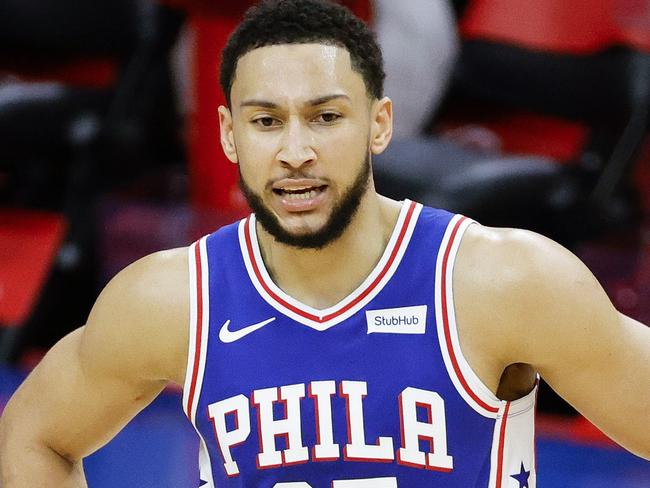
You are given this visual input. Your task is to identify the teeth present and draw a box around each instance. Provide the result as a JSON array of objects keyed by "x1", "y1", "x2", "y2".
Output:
[{"x1": 285, "y1": 189, "x2": 318, "y2": 200}]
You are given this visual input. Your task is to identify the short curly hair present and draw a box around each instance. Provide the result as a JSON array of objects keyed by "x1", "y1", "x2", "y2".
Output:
[{"x1": 220, "y1": 0, "x2": 385, "y2": 106}]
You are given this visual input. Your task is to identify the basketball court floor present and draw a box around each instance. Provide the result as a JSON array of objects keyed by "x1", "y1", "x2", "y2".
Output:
[{"x1": 1, "y1": 366, "x2": 648, "y2": 487}]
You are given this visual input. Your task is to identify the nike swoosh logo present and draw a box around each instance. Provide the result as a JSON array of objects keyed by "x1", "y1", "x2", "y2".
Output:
[{"x1": 219, "y1": 317, "x2": 276, "y2": 343}]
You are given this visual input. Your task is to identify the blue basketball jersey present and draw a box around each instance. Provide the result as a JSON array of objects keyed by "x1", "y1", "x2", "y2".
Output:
[{"x1": 182, "y1": 200, "x2": 537, "y2": 488}]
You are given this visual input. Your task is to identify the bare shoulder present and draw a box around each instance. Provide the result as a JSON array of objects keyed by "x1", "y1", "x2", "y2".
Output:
[
  {"x1": 455, "y1": 222, "x2": 578, "y2": 286},
  {"x1": 454, "y1": 223, "x2": 650, "y2": 458},
  {"x1": 454, "y1": 222, "x2": 617, "y2": 367},
  {"x1": 81, "y1": 246, "x2": 190, "y2": 386}
]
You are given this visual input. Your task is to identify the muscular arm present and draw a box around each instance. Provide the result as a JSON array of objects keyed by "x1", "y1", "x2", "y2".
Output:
[
  {"x1": 455, "y1": 225, "x2": 650, "y2": 459},
  {"x1": 0, "y1": 248, "x2": 189, "y2": 486}
]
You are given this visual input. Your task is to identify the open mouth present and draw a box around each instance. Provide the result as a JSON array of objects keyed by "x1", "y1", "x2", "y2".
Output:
[{"x1": 272, "y1": 185, "x2": 327, "y2": 200}]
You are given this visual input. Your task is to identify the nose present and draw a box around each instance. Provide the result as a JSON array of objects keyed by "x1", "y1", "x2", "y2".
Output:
[{"x1": 276, "y1": 116, "x2": 316, "y2": 168}]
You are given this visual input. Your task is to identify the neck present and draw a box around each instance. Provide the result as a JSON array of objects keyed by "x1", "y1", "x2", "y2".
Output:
[{"x1": 256, "y1": 192, "x2": 403, "y2": 310}]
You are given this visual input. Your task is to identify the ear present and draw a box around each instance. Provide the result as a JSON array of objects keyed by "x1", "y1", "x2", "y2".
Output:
[
  {"x1": 218, "y1": 105, "x2": 238, "y2": 164},
  {"x1": 369, "y1": 96, "x2": 393, "y2": 155}
]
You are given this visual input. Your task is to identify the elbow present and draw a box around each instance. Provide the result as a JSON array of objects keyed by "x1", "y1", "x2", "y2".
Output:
[
  {"x1": 0, "y1": 406, "x2": 16, "y2": 479},
  {"x1": 0, "y1": 404, "x2": 13, "y2": 454},
  {"x1": 0, "y1": 400, "x2": 28, "y2": 466},
  {"x1": 0, "y1": 399, "x2": 74, "y2": 464}
]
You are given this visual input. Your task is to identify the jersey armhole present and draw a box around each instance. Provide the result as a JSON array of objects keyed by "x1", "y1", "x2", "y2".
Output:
[
  {"x1": 434, "y1": 215, "x2": 539, "y2": 418},
  {"x1": 182, "y1": 236, "x2": 211, "y2": 424}
]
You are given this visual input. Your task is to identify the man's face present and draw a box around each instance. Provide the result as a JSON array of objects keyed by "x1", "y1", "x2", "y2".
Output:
[{"x1": 220, "y1": 43, "x2": 388, "y2": 249}]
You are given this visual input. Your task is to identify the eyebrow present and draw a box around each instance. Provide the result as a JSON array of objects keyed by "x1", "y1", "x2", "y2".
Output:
[
  {"x1": 308, "y1": 94, "x2": 351, "y2": 106},
  {"x1": 240, "y1": 94, "x2": 351, "y2": 109}
]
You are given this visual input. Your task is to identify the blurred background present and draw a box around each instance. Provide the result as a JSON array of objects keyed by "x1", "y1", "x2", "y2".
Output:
[{"x1": 0, "y1": 0, "x2": 649, "y2": 486}]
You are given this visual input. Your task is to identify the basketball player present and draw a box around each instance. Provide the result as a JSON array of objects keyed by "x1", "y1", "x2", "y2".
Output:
[{"x1": 1, "y1": 1, "x2": 649, "y2": 486}]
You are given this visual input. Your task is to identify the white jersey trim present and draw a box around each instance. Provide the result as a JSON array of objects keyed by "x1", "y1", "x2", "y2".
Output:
[
  {"x1": 239, "y1": 199, "x2": 422, "y2": 330},
  {"x1": 435, "y1": 215, "x2": 539, "y2": 420},
  {"x1": 487, "y1": 383, "x2": 538, "y2": 488},
  {"x1": 434, "y1": 215, "x2": 502, "y2": 417},
  {"x1": 435, "y1": 213, "x2": 538, "y2": 485},
  {"x1": 182, "y1": 237, "x2": 216, "y2": 488},
  {"x1": 182, "y1": 240, "x2": 198, "y2": 418}
]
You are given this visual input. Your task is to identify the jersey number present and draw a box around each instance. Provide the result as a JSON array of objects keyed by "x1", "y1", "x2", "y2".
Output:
[{"x1": 275, "y1": 477, "x2": 397, "y2": 487}]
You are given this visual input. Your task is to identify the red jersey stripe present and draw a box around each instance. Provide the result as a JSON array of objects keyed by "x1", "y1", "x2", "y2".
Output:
[
  {"x1": 495, "y1": 401, "x2": 511, "y2": 487},
  {"x1": 244, "y1": 200, "x2": 418, "y2": 323},
  {"x1": 440, "y1": 217, "x2": 500, "y2": 414},
  {"x1": 186, "y1": 241, "x2": 205, "y2": 423}
]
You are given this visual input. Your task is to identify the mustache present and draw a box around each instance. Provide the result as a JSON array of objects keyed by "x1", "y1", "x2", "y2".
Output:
[{"x1": 265, "y1": 173, "x2": 332, "y2": 189}]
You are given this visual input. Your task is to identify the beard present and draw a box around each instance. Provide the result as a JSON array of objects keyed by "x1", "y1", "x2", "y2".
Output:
[{"x1": 238, "y1": 153, "x2": 371, "y2": 250}]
